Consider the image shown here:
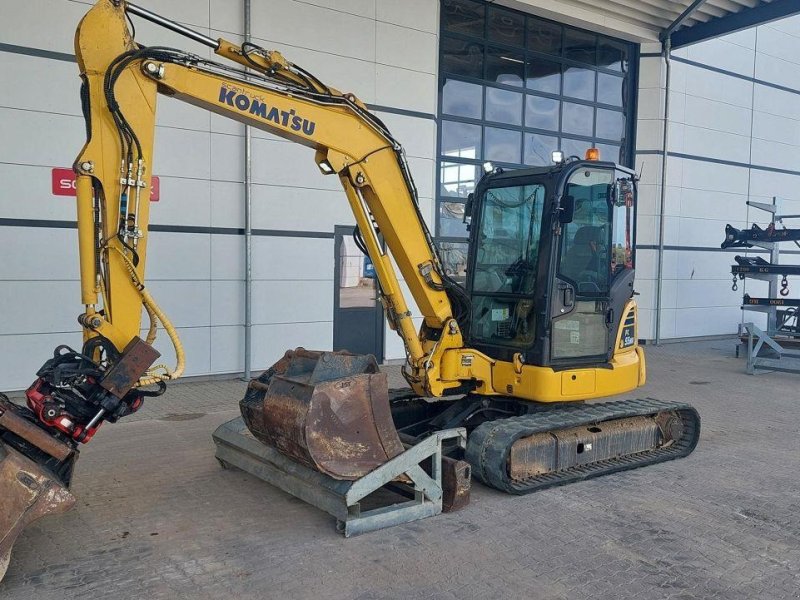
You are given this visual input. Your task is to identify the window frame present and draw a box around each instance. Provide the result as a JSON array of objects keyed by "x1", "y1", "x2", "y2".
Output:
[{"x1": 435, "y1": 0, "x2": 640, "y2": 249}]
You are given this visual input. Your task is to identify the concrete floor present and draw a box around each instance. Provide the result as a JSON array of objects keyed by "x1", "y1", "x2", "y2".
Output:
[{"x1": 2, "y1": 339, "x2": 800, "y2": 599}]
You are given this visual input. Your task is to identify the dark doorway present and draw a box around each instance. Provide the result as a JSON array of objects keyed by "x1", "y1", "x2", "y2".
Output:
[{"x1": 333, "y1": 225, "x2": 384, "y2": 361}]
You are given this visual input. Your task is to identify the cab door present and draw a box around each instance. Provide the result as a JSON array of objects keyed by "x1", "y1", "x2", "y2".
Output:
[
  {"x1": 550, "y1": 166, "x2": 636, "y2": 364},
  {"x1": 551, "y1": 166, "x2": 615, "y2": 363}
]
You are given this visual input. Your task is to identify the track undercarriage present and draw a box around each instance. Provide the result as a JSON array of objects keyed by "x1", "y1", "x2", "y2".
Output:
[{"x1": 390, "y1": 391, "x2": 701, "y2": 495}]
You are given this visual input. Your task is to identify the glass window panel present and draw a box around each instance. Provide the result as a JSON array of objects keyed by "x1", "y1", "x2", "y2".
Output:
[
  {"x1": 524, "y1": 133, "x2": 558, "y2": 166},
  {"x1": 486, "y1": 46, "x2": 524, "y2": 87},
  {"x1": 593, "y1": 143, "x2": 622, "y2": 164},
  {"x1": 597, "y1": 38, "x2": 628, "y2": 72},
  {"x1": 560, "y1": 136, "x2": 588, "y2": 160},
  {"x1": 597, "y1": 72, "x2": 624, "y2": 106},
  {"x1": 441, "y1": 0, "x2": 485, "y2": 38},
  {"x1": 525, "y1": 57, "x2": 561, "y2": 94},
  {"x1": 525, "y1": 95, "x2": 559, "y2": 131},
  {"x1": 441, "y1": 120, "x2": 482, "y2": 160},
  {"x1": 488, "y1": 7, "x2": 524, "y2": 47},
  {"x1": 442, "y1": 37, "x2": 484, "y2": 78},
  {"x1": 562, "y1": 102, "x2": 593, "y2": 137},
  {"x1": 563, "y1": 28, "x2": 597, "y2": 64},
  {"x1": 437, "y1": 241, "x2": 469, "y2": 281},
  {"x1": 595, "y1": 108, "x2": 624, "y2": 141},
  {"x1": 439, "y1": 202, "x2": 468, "y2": 238},
  {"x1": 527, "y1": 18, "x2": 561, "y2": 55},
  {"x1": 439, "y1": 162, "x2": 478, "y2": 199},
  {"x1": 442, "y1": 79, "x2": 483, "y2": 119},
  {"x1": 563, "y1": 65, "x2": 595, "y2": 101},
  {"x1": 484, "y1": 127, "x2": 521, "y2": 163},
  {"x1": 485, "y1": 87, "x2": 522, "y2": 126}
]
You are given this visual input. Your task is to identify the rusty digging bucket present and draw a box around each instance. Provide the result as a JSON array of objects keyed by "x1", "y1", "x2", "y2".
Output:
[
  {"x1": 240, "y1": 348, "x2": 405, "y2": 480},
  {"x1": 0, "y1": 397, "x2": 77, "y2": 582}
]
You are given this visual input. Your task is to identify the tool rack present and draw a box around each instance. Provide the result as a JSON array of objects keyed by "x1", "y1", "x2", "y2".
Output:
[{"x1": 731, "y1": 198, "x2": 800, "y2": 374}]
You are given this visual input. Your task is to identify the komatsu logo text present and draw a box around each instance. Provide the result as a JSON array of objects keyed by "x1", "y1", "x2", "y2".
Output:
[{"x1": 218, "y1": 86, "x2": 316, "y2": 136}]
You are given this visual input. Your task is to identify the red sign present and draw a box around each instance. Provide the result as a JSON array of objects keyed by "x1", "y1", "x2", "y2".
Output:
[{"x1": 51, "y1": 168, "x2": 160, "y2": 201}]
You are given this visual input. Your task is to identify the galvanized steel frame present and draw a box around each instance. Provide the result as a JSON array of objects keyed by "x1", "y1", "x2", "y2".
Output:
[{"x1": 212, "y1": 417, "x2": 466, "y2": 537}]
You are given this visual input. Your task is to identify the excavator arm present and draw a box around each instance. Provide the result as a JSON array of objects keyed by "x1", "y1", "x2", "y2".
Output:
[{"x1": 73, "y1": 0, "x2": 469, "y2": 402}]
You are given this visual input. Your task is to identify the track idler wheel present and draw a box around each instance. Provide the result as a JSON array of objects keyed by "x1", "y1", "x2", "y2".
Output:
[{"x1": 240, "y1": 348, "x2": 406, "y2": 480}]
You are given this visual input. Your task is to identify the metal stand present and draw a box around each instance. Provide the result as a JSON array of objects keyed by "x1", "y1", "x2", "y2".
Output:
[
  {"x1": 744, "y1": 323, "x2": 800, "y2": 374},
  {"x1": 733, "y1": 197, "x2": 800, "y2": 374},
  {"x1": 212, "y1": 417, "x2": 466, "y2": 537}
]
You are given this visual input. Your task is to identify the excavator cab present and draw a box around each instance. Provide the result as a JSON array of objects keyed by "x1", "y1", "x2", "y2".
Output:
[{"x1": 465, "y1": 158, "x2": 637, "y2": 369}]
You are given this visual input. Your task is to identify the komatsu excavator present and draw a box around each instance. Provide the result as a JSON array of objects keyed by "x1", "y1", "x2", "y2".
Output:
[{"x1": 0, "y1": 0, "x2": 700, "y2": 580}]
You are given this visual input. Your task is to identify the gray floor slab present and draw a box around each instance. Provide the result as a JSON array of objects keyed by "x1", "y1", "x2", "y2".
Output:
[{"x1": 2, "y1": 339, "x2": 799, "y2": 599}]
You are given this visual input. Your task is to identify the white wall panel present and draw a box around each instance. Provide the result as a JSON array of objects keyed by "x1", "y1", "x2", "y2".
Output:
[
  {"x1": 751, "y1": 110, "x2": 800, "y2": 146},
  {"x1": 251, "y1": 237, "x2": 334, "y2": 281},
  {"x1": 153, "y1": 127, "x2": 211, "y2": 180},
  {"x1": 250, "y1": 138, "x2": 340, "y2": 190},
  {"x1": 211, "y1": 234, "x2": 245, "y2": 280},
  {"x1": 0, "y1": 164, "x2": 76, "y2": 221},
  {"x1": 375, "y1": 112, "x2": 437, "y2": 160},
  {"x1": 377, "y1": 0, "x2": 438, "y2": 34},
  {"x1": 376, "y1": 22, "x2": 437, "y2": 74},
  {"x1": 251, "y1": 1, "x2": 375, "y2": 61},
  {"x1": 375, "y1": 65, "x2": 437, "y2": 114},
  {"x1": 0, "y1": 227, "x2": 78, "y2": 281},
  {"x1": 682, "y1": 65, "x2": 753, "y2": 109},
  {"x1": 0, "y1": 54, "x2": 80, "y2": 116},
  {"x1": 0, "y1": 331, "x2": 83, "y2": 391},
  {"x1": 0, "y1": 280, "x2": 80, "y2": 335},
  {"x1": 0, "y1": 0, "x2": 87, "y2": 54},
  {"x1": 755, "y1": 53, "x2": 800, "y2": 92},
  {"x1": 251, "y1": 280, "x2": 334, "y2": 325},
  {"x1": 209, "y1": 180, "x2": 246, "y2": 229},
  {"x1": 146, "y1": 280, "x2": 212, "y2": 328},
  {"x1": 0, "y1": 108, "x2": 84, "y2": 167},
  {"x1": 150, "y1": 325, "x2": 212, "y2": 377},
  {"x1": 150, "y1": 176, "x2": 212, "y2": 227},
  {"x1": 209, "y1": 325, "x2": 245, "y2": 374},
  {"x1": 146, "y1": 232, "x2": 211, "y2": 280},
  {"x1": 210, "y1": 280, "x2": 245, "y2": 327},
  {"x1": 685, "y1": 37, "x2": 755, "y2": 77},
  {"x1": 756, "y1": 26, "x2": 800, "y2": 66},
  {"x1": 251, "y1": 322, "x2": 333, "y2": 369},
  {"x1": 250, "y1": 186, "x2": 353, "y2": 232}
]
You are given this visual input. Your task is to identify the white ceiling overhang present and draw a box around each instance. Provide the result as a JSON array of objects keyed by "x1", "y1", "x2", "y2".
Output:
[{"x1": 497, "y1": 0, "x2": 800, "y2": 47}]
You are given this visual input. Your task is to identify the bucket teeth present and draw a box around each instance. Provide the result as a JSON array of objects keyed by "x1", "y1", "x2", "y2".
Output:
[{"x1": 241, "y1": 348, "x2": 405, "y2": 480}]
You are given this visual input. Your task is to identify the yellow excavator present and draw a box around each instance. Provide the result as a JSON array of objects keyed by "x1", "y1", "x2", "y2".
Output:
[{"x1": 0, "y1": 0, "x2": 700, "y2": 579}]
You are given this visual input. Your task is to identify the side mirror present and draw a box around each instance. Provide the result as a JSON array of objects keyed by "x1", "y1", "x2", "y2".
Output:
[
  {"x1": 559, "y1": 195, "x2": 575, "y2": 224},
  {"x1": 463, "y1": 193, "x2": 474, "y2": 223}
]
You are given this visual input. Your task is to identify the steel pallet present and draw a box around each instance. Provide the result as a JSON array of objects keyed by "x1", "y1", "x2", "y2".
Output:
[{"x1": 212, "y1": 417, "x2": 466, "y2": 537}]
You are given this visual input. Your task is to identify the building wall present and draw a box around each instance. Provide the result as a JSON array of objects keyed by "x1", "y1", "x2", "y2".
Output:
[
  {"x1": 0, "y1": 0, "x2": 438, "y2": 390},
  {"x1": 635, "y1": 16, "x2": 800, "y2": 340}
]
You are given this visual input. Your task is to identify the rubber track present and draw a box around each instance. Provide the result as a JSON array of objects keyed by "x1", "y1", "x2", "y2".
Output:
[{"x1": 465, "y1": 398, "x2": 701, "y2": 495}]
